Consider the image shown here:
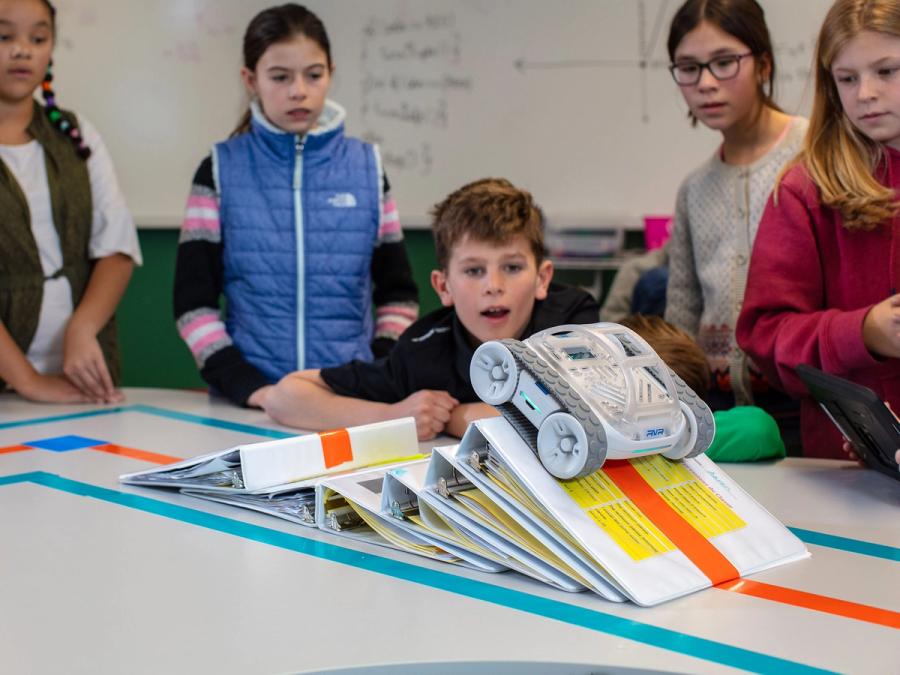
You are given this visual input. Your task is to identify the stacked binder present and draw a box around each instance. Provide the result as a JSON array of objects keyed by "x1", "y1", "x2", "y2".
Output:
[{"x1": 121, "y1": 416, "x2": 808, "y2": 607}]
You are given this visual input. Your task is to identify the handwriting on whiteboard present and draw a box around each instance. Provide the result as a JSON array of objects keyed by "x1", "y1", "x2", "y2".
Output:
[{"x1": 359, "y1": 12, "x2": 471, "y2": 177}]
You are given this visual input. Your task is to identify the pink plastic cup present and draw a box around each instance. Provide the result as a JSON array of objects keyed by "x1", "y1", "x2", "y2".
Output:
[{"x1": 644, "y1": 215, "x2": 673, "y2": 250}]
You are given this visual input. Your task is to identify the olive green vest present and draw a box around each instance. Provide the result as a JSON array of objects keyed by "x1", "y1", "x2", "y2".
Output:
[{"x1": 0, "y1": 102, "x2": 120, "y2": 383}]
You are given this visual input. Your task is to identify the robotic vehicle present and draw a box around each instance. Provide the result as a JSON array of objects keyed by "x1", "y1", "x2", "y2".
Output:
[{"x1": 469, "y1": 323, "x2": 716, "y2": 479}]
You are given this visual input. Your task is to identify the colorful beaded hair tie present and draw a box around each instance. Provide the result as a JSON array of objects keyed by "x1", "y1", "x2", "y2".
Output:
[{"x1": 41, "y1": 61, "x2": 91, "y2": 160}]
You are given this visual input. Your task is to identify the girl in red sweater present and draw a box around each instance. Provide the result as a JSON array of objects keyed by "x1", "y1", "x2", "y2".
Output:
[{"x1": 737, "y1": 0, "x2": 900, "y2": 461}]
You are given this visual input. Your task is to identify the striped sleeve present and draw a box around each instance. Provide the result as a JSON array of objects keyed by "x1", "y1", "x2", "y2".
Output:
[
  {"x1": 378, "y1": 190, "x2": 403, "y2": 244},
  {"x1": 371, "y1": 176, "x2": 419, "y2": 350},
  {"x1": 180, "y1": 184, "x2": 221, "y2": 244},
  {"x1": 173, "y1": 156, "x2": 269, "y2": 406},
  {"x1": 176, "y1": 307, "x2": 231, "y2": 366}
]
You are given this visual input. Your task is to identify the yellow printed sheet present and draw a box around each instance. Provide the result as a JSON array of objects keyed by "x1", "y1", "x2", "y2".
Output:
[
  {"x1": 561, "y1": 455, "x2": 746, "y2": 562},
  {"x1": 345, "y1": 498, "x2": 453, "y2": 558}
]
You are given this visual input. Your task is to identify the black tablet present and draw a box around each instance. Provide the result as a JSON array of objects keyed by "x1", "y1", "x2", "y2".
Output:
[{"x1": 796, "y1": 364, "x2": 900, "y2": 480}]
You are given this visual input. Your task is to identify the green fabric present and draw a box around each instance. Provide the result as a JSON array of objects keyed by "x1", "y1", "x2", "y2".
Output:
[
  {"x1": 706, "y1": 406, "x2": 786, "y2": 462},
  {"x1": 0, "y1": 102, "x2": 120, "y2": 383}
]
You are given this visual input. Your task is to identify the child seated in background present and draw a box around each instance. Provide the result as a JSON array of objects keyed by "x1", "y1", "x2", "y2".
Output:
[
  {"x1": 264, "y1": 178, "x2": 600, "y2": 439},
  {"x1": 620, "y1": 314, "x2": 785, "y2": 462},
  {"x1": 599, "y1": 245, "x2": 669, "y2": 323}
]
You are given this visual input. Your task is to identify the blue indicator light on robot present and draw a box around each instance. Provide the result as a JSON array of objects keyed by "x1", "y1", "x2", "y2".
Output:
[
  {"x1": 631, "y1": 445, "x2": 670, "y2": 454},
  {"x1": 519, "y1": 390, "x2": 541, "y2": 413}
]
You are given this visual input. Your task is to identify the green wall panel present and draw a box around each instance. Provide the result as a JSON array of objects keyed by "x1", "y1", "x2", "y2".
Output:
[
  {"x1": 117, "y1": 229, "x2": 608, "y2": 388},
  {"x1": 118, "y1": 229, "x2": 446, "y2": 388},
  {"x1": 118, "y1": 230, "x2": 205, "y2": 388}
]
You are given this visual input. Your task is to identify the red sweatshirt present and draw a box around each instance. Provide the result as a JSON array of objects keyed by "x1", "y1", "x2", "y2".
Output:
[{"x1": 736, "y1": 150, "x2": 900, "y2": 459}]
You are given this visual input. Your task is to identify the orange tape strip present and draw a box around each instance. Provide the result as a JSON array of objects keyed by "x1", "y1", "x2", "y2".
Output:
[
  {"x1": 91, "y1": 444, "x2": 181, "y2": 465},
  {"x1": 319, "y1": 428, "x2": 353, "y2": 468},
  {"x1": 603, "y1": 460, "x2": 739, "y2": 585},
  {"x1": 0, "y1": 445, "x2": 33, "y2": 455},
  {"x1": 719, "y1": 579, "x2": 900, "y2": 629}
]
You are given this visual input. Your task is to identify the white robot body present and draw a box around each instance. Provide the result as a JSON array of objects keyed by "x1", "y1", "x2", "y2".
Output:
[{"x1": 470, "y1": 323, "x2": 715, "y2": 479}]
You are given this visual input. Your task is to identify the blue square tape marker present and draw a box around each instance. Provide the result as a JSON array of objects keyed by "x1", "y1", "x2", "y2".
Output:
[{"x1": 23, "y1": 435, "x2": 109, "y2": 452}]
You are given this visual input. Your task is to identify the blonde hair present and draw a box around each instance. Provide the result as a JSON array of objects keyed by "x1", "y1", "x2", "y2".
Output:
[
  {"x1": 619, "y1": 315, "x2": 711, "y2": 397},
  {"x1": 801, "y1": 0, "x2": 900, "y2": 231}
]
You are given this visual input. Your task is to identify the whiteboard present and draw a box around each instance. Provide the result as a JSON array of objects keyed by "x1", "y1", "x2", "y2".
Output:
[{"x1": 51, "y1": 0, "x2": 833, "y2": 228}]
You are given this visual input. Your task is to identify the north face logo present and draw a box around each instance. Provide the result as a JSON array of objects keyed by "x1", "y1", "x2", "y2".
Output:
[{"x1": 327, "y1": 192, "x2": 357, "y2": 208}]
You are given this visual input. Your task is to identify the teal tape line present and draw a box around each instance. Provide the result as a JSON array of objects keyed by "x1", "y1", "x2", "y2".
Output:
[
  {"x1": 0, "y1": 471, "x2": 44, "y2": 486},
  {"x1": 3, "y1": 405, "x2": 896, "y2": 567},
  {"x1": 0, "y1": 406, "x2": 129, "y2": 430},
  {"x1": 1, "y1": 471, "x2": 836, "y2": 675},
  {"x1": 789, "y1": 527, "x2": 900, "y2": 562},
  {"x1": 111, "y1": 405, "x2": 294, "y2": 439},
  {"x1": 0, "y1": 403, "x2": 292, "y2": 439}
]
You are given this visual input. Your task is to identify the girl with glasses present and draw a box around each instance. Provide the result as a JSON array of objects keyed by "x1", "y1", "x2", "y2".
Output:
[
  {"x1": 737, "y1": 0, "x2": 900, "y2": 461},
  {"x1": 663, "y1": 0, "x2": 808, "y2": 451}
]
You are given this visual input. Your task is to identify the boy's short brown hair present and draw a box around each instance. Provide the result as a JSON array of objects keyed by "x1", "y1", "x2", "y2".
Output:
[
  {"x1": 619, "y1": 314, "x2": 711, "y2": 397},
  {"x1": 431, "y1": 178, "x2": 545, "y2": 269}
]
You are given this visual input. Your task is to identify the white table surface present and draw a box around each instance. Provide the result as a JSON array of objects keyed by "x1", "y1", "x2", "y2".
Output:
[{"x1": 1, "y1": 388, "x2": 897, "y2": 675}]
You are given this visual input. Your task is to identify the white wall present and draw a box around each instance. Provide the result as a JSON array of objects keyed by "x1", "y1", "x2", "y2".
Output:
[{"x1": 52, "y1": 0, "x2": 832, "y2": 228}]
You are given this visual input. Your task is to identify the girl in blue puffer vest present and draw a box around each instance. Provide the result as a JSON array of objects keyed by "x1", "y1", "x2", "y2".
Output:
[{"x1": 174, "y1": 4, "x2": 419, "y2": 408}]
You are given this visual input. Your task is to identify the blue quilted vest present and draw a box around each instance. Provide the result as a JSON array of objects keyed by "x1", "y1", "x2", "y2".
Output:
[{"x1": 214, "y1": 100, "x2": 380, "y2": 381}]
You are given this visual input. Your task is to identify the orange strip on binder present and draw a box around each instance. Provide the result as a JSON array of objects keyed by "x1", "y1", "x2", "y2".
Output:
[
  {"x1": 603, "y1": 460, "x2": 739, "y2": 585},
  {"x1": 719, "y1": 579, "x2": 900, "y2": 629},
  {"x1": 319, "y1": 428, "x2": 353, "y2": 468},
  {"x1": 91, "y1": 444, "x2": 181, "y2": 465},
  {"x1": 0, "y1": 445, "x2": 33, "y2": 455}
]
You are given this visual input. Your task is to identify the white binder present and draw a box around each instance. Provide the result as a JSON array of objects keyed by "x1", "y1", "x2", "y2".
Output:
[
  {"x1": 120, "y1": 417, "x2": 420, "y2": 493},
  {"x1": 451, "y1": 417, "x2": 809, "y2": 606}
]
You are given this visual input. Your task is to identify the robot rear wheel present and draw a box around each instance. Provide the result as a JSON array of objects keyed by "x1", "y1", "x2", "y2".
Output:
[{"x1": 470, "y1": 342, "x2": 519, "y2": 405}]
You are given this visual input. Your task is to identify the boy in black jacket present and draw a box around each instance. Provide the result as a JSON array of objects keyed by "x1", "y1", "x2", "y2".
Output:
[{"x1": 264, "y1": 178, "x2": 599, "y2": 439}]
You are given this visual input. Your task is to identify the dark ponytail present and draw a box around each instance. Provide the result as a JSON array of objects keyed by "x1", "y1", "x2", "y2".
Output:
[
  {"x1": 40, "y1": 1, "x2": 91, "y2": 159},
  {"x1": 230, "y1": 4, "x2": 332, "y2": 137}
]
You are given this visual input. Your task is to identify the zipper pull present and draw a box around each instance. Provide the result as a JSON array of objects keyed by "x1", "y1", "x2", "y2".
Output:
[{"x1": 293, "y1": 136, "x2": 305, "y2": 189}]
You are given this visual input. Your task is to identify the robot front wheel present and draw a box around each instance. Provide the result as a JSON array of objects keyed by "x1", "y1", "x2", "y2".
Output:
[
  {"x1": 662, "y1": 402, "x2": 699, "y2": 461},
  {"x1": 536, "y1": 412, "x2": 604, "y2": 480},
  {"x1": 470, "y1": 341, "x2": 519, "y2": 405}
]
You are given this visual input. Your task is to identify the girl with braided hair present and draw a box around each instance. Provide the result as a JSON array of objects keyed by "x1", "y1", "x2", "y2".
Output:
[{"x1": 0, "y1": 0, "x2": 141, "y2": 403}]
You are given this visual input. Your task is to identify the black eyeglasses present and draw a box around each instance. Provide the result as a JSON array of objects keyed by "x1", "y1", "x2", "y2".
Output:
[{"x1": 669, "y1": 53, "x2": 754, "y2": 85}]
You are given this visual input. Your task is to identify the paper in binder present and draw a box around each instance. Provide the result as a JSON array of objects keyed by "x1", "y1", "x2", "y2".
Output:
[
  {"x1": 384, "y1": 461, "x2": 523, "y2": 574},
  {"x1": 314, "y1": 461, "x2": 461, "y2": 564},
  {"x1": 119, "y1": 417, "x2": 420, "y2": 493},
  {"x1": 452, "y1": 417, "x2": 809, "y2": 606},
  {"x1": 418, "y1": 445, "x2": 588, "y2": 593},
  {"x1": 435, "y1": 438, "x2": 627, "y2": 602},
  {"x1": 380, "y1": 461, "x2": 509, "y2": 573},
  {"x1": 183, "y1": 477, "x2": 320, "y2": 526}
]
